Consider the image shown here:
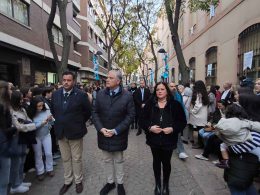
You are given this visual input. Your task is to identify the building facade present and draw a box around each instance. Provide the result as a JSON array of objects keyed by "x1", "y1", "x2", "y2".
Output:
[
  {"x1": 77, "y1": 0, "x2": 109, "y2": 85},
  {"x1": 148, "y1": 0, "x2": 260, "y2": 88},
  {"x1": 0, "y1": 0, "x2": 109, "y2": 87}
]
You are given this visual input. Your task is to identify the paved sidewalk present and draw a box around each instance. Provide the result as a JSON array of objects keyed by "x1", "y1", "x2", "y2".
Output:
[{"x1": 20, "y1": 126, "x2": 230, "y2": 195}]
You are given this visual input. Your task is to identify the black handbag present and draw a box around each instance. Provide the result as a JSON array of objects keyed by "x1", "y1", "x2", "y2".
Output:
[{"x1": 224, "y1": 153, "x2": 259, "y2": 190}]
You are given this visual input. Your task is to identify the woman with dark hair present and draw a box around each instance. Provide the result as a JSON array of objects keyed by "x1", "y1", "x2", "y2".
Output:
[
  {"x1": 215, "y1": 85, "x2": 222, "y2": 102},
  {"x1": 217, "y1": 95, "x2": 260, "y2": 195},
  {"x1": 9, "y1": 91, "x2": 37, "y2": 193},
  {"x1": 83, "y1": 86, "x2": 93, "y2": 104},
  {"x1": 139, "y1": 82, "x2": 186, "y2": 195},
  {"x1": 239, "y1": 93, "x2": 260, "y2": 122},
  {"x1": 189, "y1": 80, "x2": 209, "y2": 148},
  {"x1": 0, "y1": 80, "x2": 17, "y2": 195},
  {"x1": 195, "y1": 100, "x2": 227, "y2": 161},
  {"x1": 208, "y1": 85, "x2": 216, "y2": 119},
  {"x1": 28, "y1": 96, "x2": 55, "y2": 181}
]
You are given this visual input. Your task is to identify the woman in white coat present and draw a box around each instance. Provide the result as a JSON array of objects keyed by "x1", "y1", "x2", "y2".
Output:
[{"x1": 189, "y1": 80, "x2": 209, "y2": 149}]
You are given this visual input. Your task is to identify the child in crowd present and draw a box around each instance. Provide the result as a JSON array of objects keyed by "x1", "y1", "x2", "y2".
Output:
[
  {"x1": 214, "y1": 103, "x2": 260, "y2": 168},
  {"x1": 28, "y1": 96, "x2": 55, "y2": 181}
]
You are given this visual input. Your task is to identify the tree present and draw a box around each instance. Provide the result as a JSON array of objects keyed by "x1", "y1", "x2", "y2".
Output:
[
  {"x1": 47, "y1": 0, "x2": 71, "y2": 82},
  {"x1": 128, "y1": 19, "x2": 153, "y2": 83},
  {"x1": 115, "y1": 43, "x2": 139, "y2": 85},
  {"x1": 135, "y1": 0, "x2": 162, "y2": 83},
  {"x1": 164, "y1": 0, "x2": 219, "y2": 84},
  {"x1": 96, "y1": 0, "x2": 131, "y2": 71}
]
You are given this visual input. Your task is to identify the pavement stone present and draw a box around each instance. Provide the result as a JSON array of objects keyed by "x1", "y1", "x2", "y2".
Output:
[{"x1": 16, "y1": 126, "x2": 230, "y2": 195}]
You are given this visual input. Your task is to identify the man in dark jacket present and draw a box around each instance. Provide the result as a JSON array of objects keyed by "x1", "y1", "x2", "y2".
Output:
[
  {"x1": 128, "y1": 82, "x2": 137, "y2": 129},
  {"x1": 221, "y1": 82, "x2": 235, "y2": 104},
  {"x1": 51, "y1": 71, "x2": 91, "y2": 195},
  {"x1": 92, "y1": 70, "x2": 135, "y2": 195},
  {"x1": 133, "y1": 79, "x2": 151, "y2": 136}
]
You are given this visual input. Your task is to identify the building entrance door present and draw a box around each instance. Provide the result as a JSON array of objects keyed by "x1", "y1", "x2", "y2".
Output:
[{"x1": 0, "y1": 64, "x2": 19, "y2": 86}]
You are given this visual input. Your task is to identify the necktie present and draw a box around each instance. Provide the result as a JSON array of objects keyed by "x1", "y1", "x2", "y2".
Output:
[
  {"x1": 141, "y1": 89, "x2": 144, "y2": 101},
  {"x1": 64, "y1": 92, "x2": 69, "y2": 102}
]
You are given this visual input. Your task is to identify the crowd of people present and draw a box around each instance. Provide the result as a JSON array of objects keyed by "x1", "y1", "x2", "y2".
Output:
[{"x1": 0, "y1": 71, "x2": 260, "y2": 195}]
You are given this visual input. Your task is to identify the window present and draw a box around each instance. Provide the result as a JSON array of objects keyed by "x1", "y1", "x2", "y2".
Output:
[
  {"x1": 97, "y1": 57, "x2": 107, "y2": 68},
  {"x1": 205, "y1": 47, "x2": 217, "y2": 86},
  {"x1": 89, "y1": 27, "x2": 93, "y2": 39},
  {"x1": 95, "y1": 34, "x2": 98, "y2": 44},
  {"x1": 99, "y1": 38, "x2": 103, "y2": 48},
  {"x1": 189, "y1": 11, "x2": 197, "y2": 36},
  {"x1": 88, "y1": 2, "x2": 94, "y2": 17},
  {"x1": 104, "y1": 61, "x2": 108, "y2": 68},
  {"x1": 238, "y1": 23, "x2": 260, "y2": 80},
  {"x1": 52, "y1": 26, "x2": 63, "y2": 46},
  {"x1": 73, "y1": 8, "x2": 78, "y2": 18},
  {"x1": 89, "y1": 51, "x2": 93, "y2": 61},
  {"x1": 189, "y1": 57, "x2": 196, "y2": 83},
  {"x1": 98, "y1": 57, "x2": 104, "y2": 67},
  {"x1": 72, "y1": 0, "x2": 79, "y2": 18},
  {"x1": 102, "y1": 42, "x2": 107, "y2": 52},
  {"x1": 73, "y1": 42, "x2": 78, "y2": 52},
  {"x1": 0, "y1": 0, "x2": 12, "y2": 16},
  {"x1": 0, "y1": 0, "x2": 29, "y2": 26}
]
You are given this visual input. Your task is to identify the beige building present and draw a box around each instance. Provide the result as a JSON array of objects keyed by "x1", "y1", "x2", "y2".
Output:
[{"x1": 148, "y1": 0, "x2": 260, "y2": 88}]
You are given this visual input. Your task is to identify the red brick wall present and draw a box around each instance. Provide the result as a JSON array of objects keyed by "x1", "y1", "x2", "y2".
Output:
[{"x1": 0, "y1": 1, "x2": 80, "y2": 65}]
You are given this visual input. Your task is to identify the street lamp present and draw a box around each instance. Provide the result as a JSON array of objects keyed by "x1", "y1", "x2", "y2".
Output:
[
  {"x1": 93, "y1": 50, "x2": 103, "y2": 81},
  {"x1": 158, "y1": 48, "x2": 169, "y2": 83}
]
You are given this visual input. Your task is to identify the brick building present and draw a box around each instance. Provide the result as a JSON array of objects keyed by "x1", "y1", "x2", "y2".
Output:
[{"x1": 0, "y1": 0, "x2": 109, "y2": 87}]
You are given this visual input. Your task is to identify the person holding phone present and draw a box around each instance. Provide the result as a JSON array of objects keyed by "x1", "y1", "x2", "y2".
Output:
[{"x1": 28, "y1": 95, "x2": 55, "y2": 181}]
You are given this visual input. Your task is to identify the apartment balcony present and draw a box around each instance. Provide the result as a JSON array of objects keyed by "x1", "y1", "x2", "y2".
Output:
[{"x1": 73, "y1": 0, "x2": 80, "y2": 12}]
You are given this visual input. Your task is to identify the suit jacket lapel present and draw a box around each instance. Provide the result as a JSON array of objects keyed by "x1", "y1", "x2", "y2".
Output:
[
  {"x1": 64, "y1": 89, "x2": 78, "y2": 112},
  {"x1": 58, "y1": 89, "x2": 64, "y2": 112}
]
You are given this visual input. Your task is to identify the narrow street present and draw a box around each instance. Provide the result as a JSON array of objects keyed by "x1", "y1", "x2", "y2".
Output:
[{"x1": 22, "y1": 125, "x2": 229, "y2": 195}]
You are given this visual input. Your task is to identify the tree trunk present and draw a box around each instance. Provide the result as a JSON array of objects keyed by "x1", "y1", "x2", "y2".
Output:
[
  {"x1": 128, "y1": 73, "x2": 132, "y2": 85},
  {"x1": 57, "y1": 0, "x2": 71, "y2": 82},
  {"x1": 125, "y1": 74, "x2": 128, "y2": 85},
  {"x1": 164, "y1": 0, "x2": 189, "y2": 84},
  {"x1": 47, "y1": 0, "x2": 60, "y2": 79},
  {"x1": 47, "y1": 0, "x2": 71, "y2": 83},
  {"x1": 172, "y1": 33, "x2": 189, "y2": 84},
  {"x1": 149, "y1": 36, "x2": 158, "y2": 84},
  {"x1": 107, "y1": 49, "x2": 112, "y2": 71}
]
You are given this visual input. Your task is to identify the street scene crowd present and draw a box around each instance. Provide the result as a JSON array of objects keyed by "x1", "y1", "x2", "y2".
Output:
[{"x1": 0, "y1": 70, "x2": 260, "y2": 195}]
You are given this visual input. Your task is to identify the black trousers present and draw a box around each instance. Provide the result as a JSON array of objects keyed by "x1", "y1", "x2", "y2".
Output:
[
  {"x1": 192, "y1": 125, "x2": 204, "y2": 146},
  {"x1": 151, "y1": 147, "x2": 173, "y2": 185},
  {"x1": 203, "y1": 134, "x2": 222, "y2": 160},
  {"x1": 50, "y1": 126, "x2": 58, "y2": 153}
]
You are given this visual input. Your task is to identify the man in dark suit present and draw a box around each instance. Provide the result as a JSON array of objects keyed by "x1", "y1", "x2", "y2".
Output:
[
  {"x1": 134, "y1": 79, "x2": 151, "y2": 136},
  {"x1": 51, "y1": 71, "x2": 91, "y2": 195},
  {"x1": 129, "y1": 82, "x2": 138, "y2": 129},
  {"x1": 92, "y1": 70, "x2": 135, "y2": 195},
  {"x1": 221, "y1": 82, "x2": 235, "y2": 104}
]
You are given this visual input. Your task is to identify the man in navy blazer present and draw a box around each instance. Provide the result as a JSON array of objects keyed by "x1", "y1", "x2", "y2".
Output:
[
  {"x1": 51, "y1": 71, "x2": 91, "y2": 195},
  {"x1": 133, "y1": 79, "x2": 151, "y2": 136}
]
